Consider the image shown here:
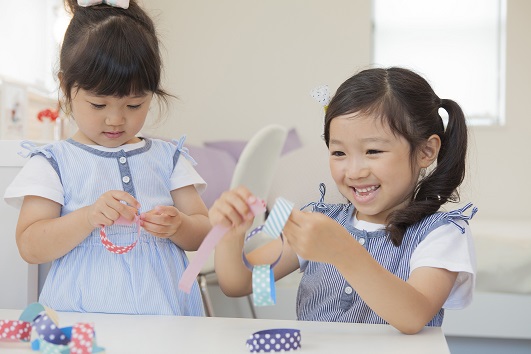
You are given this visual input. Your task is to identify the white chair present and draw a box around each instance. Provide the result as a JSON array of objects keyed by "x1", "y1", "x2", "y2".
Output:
[{"x1": 192, "y1": 124, "x2": 288, "y2": 317}]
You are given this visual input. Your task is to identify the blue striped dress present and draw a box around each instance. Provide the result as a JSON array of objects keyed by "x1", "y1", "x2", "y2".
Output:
[
  {"x1": 22, "y1": 138, "x2": 205, "y2": 316},
  {"x1": 296, "y1": 185, "x2": 477, "y2": 326}
]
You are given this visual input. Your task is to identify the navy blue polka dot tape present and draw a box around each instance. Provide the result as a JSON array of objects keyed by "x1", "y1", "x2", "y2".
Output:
[{"x1": 246, "y1": 328, "x2": 301, "y2": 352}]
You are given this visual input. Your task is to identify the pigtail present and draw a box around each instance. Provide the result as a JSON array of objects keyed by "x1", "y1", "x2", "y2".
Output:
[{"x1": 386, "y1": 98, "x2": 468, "y2": 246}]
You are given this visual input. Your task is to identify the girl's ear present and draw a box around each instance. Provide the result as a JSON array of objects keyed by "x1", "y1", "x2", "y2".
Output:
[{"x1": 418, "y1": 134, "x2": 441, "y2": 168}]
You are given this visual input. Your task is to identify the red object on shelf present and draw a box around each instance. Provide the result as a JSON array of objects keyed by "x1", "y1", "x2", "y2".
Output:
[{"x1": 37, "y1": 108, "x2": 59, "y2": 122}]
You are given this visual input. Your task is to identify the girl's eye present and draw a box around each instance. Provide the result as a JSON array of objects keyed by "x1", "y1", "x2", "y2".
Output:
[
  {"x1": 90, "y1": 103, "x2": 105, "y2": 109},
  {"x1": 366, "y1": 149, "x2": 382, "y2": 155},
  {"x1": 127, "y1": 104, "x2": 142, "y2": 109},
  {"x1": 331, "y1": 150, "x2": 345, "y2": 157}
]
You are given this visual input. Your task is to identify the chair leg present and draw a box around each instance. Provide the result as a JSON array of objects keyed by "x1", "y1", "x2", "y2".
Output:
[
  {"x1": 198, "y1": 274, "x2": 215, "y2": 317},
  {"x1": 246, "y1": 294, "x2": 257, "y2": 319}
]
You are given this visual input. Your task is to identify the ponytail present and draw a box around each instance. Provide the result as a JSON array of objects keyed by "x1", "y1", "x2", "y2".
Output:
[{"x1": 386, "y1": 98, "x2": 468, "y2": 246}]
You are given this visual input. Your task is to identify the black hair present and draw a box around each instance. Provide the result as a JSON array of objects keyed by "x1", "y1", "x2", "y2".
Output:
[
  {"x1": 60, "y1": 0, "x2": 170, "y2": 112},
  {"x1": 324, "y1": 67, "x2": 468, "y2": 246}
]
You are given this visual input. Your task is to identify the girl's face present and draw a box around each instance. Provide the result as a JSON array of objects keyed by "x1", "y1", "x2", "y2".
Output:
[
  {"x1": 69, "y1": 88, "x2": 153, "y2": 148},
  {"x1": 328, "y1": 113, "x2": 422, "y2": 225}
]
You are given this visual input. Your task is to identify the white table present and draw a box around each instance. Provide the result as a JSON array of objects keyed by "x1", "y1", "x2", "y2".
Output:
[{"x1": 0, "y1": 309, "x2": 450, "y2": 354}]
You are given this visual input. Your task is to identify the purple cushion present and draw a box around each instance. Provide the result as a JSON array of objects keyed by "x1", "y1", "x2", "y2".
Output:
[
  {"x1": 186, "y1": 145, "x2": 237, "y2": 208},
  {"x1": 203, "y1": 140, "x2": 247, "y2": 161},
  {"x1": 281, "y1": 127, "x2": 303, "y2": 155},
  {"x1": 203, "y1": 128, "x2": 303, "y2": 161}
]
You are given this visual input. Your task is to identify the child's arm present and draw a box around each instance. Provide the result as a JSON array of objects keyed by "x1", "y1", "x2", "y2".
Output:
[
  {"x1": 283, "y1": 210, "x2": 457, "y2": 335},
  {"x1": 16, "y1": 190, "x2": 140, "y2": 264},
  {"x1": 139, "y1": 185, "x2": 211, "y2": 251},
  {"x1": 210, "y1": 187, "x2": 299, "y2": 297}
]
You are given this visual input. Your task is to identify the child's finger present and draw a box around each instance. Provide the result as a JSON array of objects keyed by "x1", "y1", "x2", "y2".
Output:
[{"x1": 111, "y1": 190, "x2": 141, "y2": 209}]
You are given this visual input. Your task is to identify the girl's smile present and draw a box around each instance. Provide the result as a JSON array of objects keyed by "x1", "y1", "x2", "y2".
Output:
[{"x1": 352, "y1": 184, "x2": 380, "y2": 203}]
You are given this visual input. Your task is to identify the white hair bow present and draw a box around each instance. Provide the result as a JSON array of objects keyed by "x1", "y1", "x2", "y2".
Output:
[
  {"x1": 77, "y1": 0, "x2": 130, "y2": 9},
  {"x1": 310, "y1": 85, "x2": 331, "y2": 111}
]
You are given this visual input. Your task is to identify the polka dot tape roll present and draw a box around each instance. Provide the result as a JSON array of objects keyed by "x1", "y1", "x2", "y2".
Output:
[{"x1": 246, "y1": 328, "x2": 301, "y2": 352}]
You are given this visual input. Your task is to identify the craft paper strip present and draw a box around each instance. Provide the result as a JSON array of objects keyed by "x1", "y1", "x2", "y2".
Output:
[
  {"x1": 178, "y1": 198, "x2": 267, "y2": 293},
  {"x1": 69, "y1": 322, "x2": 95, "y2": 354},
  {"x1": 34, "y1": 312, "x2": 70, "y2": 345},
  {"x1": 1, "y1": 302, "x2": 105, "y2": 352},
  {"x1": 252, "y1": 265, "x2": 276, "y2": 306},
  {"x1": 99, "y1": 214, "x2": 141, "y2": 254},
  {"x1": 242, "y1": 197, "x2": 294, "y2": 306},
  {"x1": 178, "y1": 224, "x2": 229, "y2": 293},
  {"x1": 246, "y1": 328, "x2": 301, "y2": 353},
  {"x1": 262, "y1": 197, "x2": 294, "y2": 239},
  {"x1": 0, "y1": 319, "x2": 31, "y2": 342}
]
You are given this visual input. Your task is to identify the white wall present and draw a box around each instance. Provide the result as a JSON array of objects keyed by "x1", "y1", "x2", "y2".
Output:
[
  {"x1": 142, "y1": 0, "x2": 371, "y2": 145},
  {"x1": 142, "y1": 0, "x2": 531, "y2": 223}
]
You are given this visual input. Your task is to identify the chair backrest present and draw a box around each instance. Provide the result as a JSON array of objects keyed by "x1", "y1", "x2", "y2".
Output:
[{"x1": 230, "y1": 124, "x2": 288, "y2": 226}]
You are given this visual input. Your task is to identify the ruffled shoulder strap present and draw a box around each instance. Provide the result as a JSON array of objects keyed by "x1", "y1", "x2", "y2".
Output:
[
  {"x1": 444, "y1": 203, "x2": 478, "y2": 234},
  {"x1": 171, "y1": 135, "x2": 198, "y2": 166},
  {"x1": 18, "y1": 140, "x2": 52, "y2": 159}
]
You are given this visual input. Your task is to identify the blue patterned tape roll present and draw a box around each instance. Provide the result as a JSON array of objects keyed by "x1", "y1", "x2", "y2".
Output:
[{"x1": 246, "y1": 328, "x2": 301, "y2": 352}]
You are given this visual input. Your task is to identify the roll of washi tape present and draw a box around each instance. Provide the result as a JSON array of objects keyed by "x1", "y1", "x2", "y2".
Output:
[
  {"x1": 246, "y1": 328, "x2": 301, "y2": 353},
  {"x1": 178, "y1": 198, "x2": 267, "y2": 293},
  {"x1": 242, "y1": 197, "x2": 294, "y2": 306},
  {"x1": 100, "y1": 214, "x2": 141, "y2": 254}
]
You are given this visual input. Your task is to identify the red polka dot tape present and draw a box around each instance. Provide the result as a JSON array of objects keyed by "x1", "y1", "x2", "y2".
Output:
[{"x1": 100, "y1": 214, "x2": 141, "y2": 254}]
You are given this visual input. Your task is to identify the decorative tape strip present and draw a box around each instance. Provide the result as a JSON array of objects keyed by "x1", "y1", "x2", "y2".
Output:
[
  {"x1": 70, "y1": 322, "x2": 95, "y2": 354},
  {"x1": 34, "y1": 312, "x2": 70, "y2": 345},
  {"x1": 242, "y1": 197, "x2": 294, "y2": 306},
  {"x1": 252, "y1": 265, "x2": 276, "y2": 306},
  {"x1": 262, "y1": 198, "x2": 295, "y2": 239},
  {"x1": 1, "y1": 302, "x2": 104, "y2": 353},
  {"x1": 246, "y1": 328, "x2": 301, "y2": 352},
  {"x1": 99, "y1": 215, "x2": 141, "y2": 254},
  {"x1": 0, "y1": 319, "x2": 32, "y2": 342},
  {"x1": 178, "y1": 198, "x2": 267, "y2": 293}
]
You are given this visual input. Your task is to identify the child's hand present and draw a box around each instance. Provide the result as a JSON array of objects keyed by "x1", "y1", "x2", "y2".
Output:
[
  {"x1": 140, "y1": 206, "x2": 182, "y2": 238},
  {"x1": 209, "y1": 186, "x2": 256, "y2": 233},
  {"x1": 283, "y1": 210, "x2": 353, "y2": 264},
  {"x1": 86, "y1": 190, "x2": 140, "y2": 228}
]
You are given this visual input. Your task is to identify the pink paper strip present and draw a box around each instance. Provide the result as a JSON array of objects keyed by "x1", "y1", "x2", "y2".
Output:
[{"x1": 179, "y1": 198, "x2": 266, "y2": 293}]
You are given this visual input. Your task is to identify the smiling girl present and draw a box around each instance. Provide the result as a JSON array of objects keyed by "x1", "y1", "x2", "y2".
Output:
[{"x1": 210, "y1": 67, "x2": 477, "y2": 334}]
